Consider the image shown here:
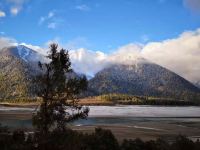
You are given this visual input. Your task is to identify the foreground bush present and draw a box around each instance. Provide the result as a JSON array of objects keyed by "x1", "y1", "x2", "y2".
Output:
[{"x1": 0, "y1": 125, "x2": 200, "y2": 150}]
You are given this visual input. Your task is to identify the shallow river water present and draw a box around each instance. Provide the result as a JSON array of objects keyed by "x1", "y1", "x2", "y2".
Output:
[{"x1": 0, "y1": 105, "x2": 200, "y2": 128}]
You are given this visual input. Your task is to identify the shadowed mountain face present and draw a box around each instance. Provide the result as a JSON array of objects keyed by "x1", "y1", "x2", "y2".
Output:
[
  {"x1": 0, "y1": 46, "x2": 199, "y2": 101},
  {"x1": 88, "y1": 61, "x2": 200, "y2": 100}
]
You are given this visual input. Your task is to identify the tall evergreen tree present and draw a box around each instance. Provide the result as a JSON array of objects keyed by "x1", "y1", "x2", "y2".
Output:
[{"x1": 32, "y1": 44, "x2": 89, "y2": 135}]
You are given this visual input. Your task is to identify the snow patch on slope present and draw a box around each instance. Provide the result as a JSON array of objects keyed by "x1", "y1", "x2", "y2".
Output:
[{"x1": 17, "y1": 45, "x2": 30, "y2": 62}]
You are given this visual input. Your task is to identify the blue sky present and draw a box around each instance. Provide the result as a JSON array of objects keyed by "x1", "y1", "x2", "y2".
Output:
[{"x1": 0, "y1": 0, "x2": 200, "y2": 52}]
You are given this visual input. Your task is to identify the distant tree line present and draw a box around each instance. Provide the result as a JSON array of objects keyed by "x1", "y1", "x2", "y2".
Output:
[{"x1": 96, "y1": 93, "x2": 199, "y2": 106}]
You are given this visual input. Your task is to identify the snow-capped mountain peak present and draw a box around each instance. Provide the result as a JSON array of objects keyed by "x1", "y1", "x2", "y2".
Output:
[{"x1": 14, "y1": 45, "x2": 45, "y2": 62}]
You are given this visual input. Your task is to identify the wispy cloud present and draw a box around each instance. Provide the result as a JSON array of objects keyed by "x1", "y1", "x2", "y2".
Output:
[
  {"x1": 141, "y1": 34, "x2": 149, "y2": 43},
  {"x1": 48, "y1": 11, "x2": 54, "y2": 18},
  {"x1": 10, "y1": 7, "x2": 20, "y2": 15},
  {"x1": 39, "y1": 11, "x2": 61, "y2": 29},
  {"x1": 0, "y1": 10, "x2": 6, "y2": 17},
  {"x1": 39, "y1": 17, "x2": 45, "y2": 25},
  {"x1": 0, "y1": 36, "x2": 17, "y2": 49},
  {"x1": 39, "y1": 11, "x2": 55, "y2": 25},
  {"x1": 7, "y1": 0, "x2": 29, "y2": 16},
  {"x1": 47, "y1": 22, "x2": 57, "y2": 29},
  {"x1": 75, "y1": 4, "x2": 90, "y2": 11},
  {"x1": 0, "y1": 31, "x2": 5, "y2": 35}
]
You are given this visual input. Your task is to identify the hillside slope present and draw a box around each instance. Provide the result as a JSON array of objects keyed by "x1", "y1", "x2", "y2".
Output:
[
  {"x1": 88, "y1": 60, "x2": 200, "y2": 100},
  {"x1": 0, "y1": 46, "x2": 41, "y2": 100}
]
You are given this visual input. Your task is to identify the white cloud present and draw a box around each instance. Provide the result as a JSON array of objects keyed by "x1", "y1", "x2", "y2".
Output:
[
  {"x1": 109, "y1": 44, "x2": 143, "y2": 64},
  {"x1": 68, "y1": 44, "x2": 144, "y2": 76},
  {"x1": 19, "y1": 42, "x2": 47, "y2": 55},
  {"x1": 0, "y1": 10, "x2": 6, "y2": 17},
  {"x1": 6, "y1": 0, "x2": 29, "y2": 15},
  {"x1": 142, "y1": 28, "x2": 200, "y2": 83},
  {"x1": 75, "y1": 4, "x2": 90, "y2": 11},
  {"x1": 0, "y1": 36, "x2": 17, "y2": 49},
  {"x1": 10, "y1": 7, "x2": 20, "y2": 15},
  {"x1": 0, "y1": 36, "x2": 46, "y2": 55},
  {"x1": 184, "y1": 0, "x2": 200, "y2": 14},
  {"x1": 70, "y1": 49, "x2": 107, "y2": 76}
]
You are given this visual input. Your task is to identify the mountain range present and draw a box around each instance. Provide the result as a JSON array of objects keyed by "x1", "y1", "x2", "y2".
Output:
[{"x1": 0, "y1": 45, "x2": 199, "y2": 101}]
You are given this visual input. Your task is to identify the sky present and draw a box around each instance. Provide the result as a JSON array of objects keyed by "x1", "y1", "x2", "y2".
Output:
[{"x1": 0, "y1": 0, "x2": 200, "y2": 83}]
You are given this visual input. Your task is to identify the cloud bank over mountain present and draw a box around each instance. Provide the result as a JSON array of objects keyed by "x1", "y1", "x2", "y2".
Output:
[
  {"x1": 0, "y1": 37, "x2": 17, "y2": 49},
  {"x1": 0, "y1": 28, "x2": 200, "y2": 83},
  {"x1": 69, "y1": 29, "x2": 200, "y2": 83},
  {"x1": 142, "y1": 29, "x2": 200, "y2": 83}
]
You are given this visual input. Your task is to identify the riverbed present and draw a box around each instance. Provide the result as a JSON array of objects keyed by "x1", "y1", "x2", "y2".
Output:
[{"x1": 1, "y1": 105, "x2": 200, "y2": 141}]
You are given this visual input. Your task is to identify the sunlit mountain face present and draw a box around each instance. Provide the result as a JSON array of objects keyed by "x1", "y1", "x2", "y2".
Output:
[
  {"x1": 0, "y1": 45, "x2": 43, "y2": 99},
  {"x1": 0, "y1": 45, "x2": 44, "y2": 63}
]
